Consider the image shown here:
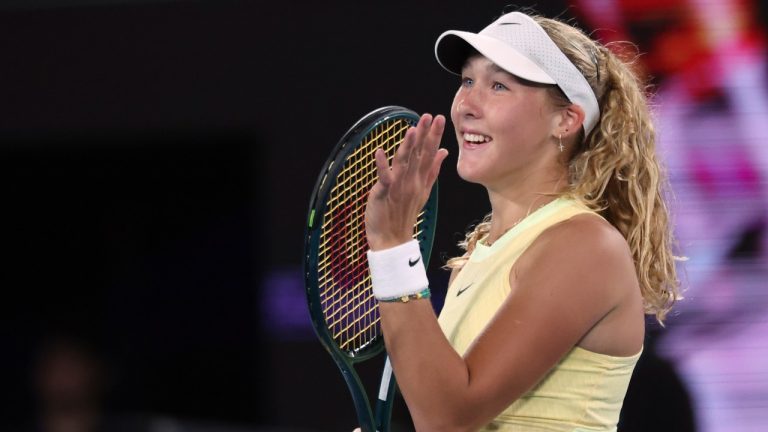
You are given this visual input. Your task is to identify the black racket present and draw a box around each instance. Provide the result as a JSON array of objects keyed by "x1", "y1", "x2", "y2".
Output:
[{"x1": 304, "y1": 106, "x2": 438, "y2": 432}]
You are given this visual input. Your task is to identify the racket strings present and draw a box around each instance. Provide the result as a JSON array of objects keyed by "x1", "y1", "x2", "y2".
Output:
[
  {"x1": 317, "y1": 118, "x2": 427, "y2": 353},
  {"x1": 319, "y1": 121, "x2": 405, "y2": 221},
  {"x1": 320, "y1": 209, "x2": 427, "y2": 306}
]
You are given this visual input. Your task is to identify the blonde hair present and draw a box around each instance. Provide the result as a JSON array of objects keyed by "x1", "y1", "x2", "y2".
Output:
[{"x1": 445, "y1": 14, "x2": 681, "y2": 323}]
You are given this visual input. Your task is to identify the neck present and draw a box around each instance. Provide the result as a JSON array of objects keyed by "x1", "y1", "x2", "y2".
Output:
[{"x1": 484, "y1": 168, "x2": 567, "y2": 245}]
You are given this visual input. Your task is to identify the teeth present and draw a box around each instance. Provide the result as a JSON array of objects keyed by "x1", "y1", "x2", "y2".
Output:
[{"x1": 463, "y1": 133, "x2": 491, "y2": 143}]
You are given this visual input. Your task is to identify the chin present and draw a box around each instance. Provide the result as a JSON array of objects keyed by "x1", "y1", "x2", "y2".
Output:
[{"x1": 456, "y1": 162, "x2": 487, "y2": 185}]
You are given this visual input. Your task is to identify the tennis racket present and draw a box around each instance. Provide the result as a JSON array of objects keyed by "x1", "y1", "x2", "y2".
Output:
[{"x1": 304, "y1": 106, "x2": 439, "y2": 432}]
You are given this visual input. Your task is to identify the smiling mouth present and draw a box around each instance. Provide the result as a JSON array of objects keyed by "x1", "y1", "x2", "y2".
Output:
[{"x1": 461, "y1": 132, "x2": 491, "y2": 145}]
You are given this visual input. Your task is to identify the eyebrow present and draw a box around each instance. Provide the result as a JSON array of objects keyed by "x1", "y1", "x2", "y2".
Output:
[
  {"x1": 485, "y1": 62, "x2": 507, "y2": 75},
  {"x1": 461, "y1": 56, "x2": 510, "y2": 77},
  {"x1": 467, "y1": 64, "x2": 517, "y2": 83},
  {"x1": 462, "y1": 57, "x2": 551, "y2": 89}
]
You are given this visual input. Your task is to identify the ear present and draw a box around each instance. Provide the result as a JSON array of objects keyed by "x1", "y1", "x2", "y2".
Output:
[{"x1": 553, "y1": 104, "x2": 585, "y2": 140}]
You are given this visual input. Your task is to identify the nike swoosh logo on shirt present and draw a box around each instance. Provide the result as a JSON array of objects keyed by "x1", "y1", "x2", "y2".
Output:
[
  {"x1": 408, "y1": 256, "x2": 421, "y2": 267},
  {"x1": 457, "y1": 283, "x2": 472, "y2": 297}
]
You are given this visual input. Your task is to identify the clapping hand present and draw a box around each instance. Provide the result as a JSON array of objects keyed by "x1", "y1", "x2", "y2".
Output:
[{"x1": 365, "y1": 113, "x2": 448, "y2": 251}]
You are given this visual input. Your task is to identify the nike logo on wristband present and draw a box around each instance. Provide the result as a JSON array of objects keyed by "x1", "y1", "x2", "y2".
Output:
[
  {"x1": 408, "y1": 256, "x2": 421, "y2": 267},
  {"x1": 457, "y1": 283, "x2": 472, "y2": 297}
]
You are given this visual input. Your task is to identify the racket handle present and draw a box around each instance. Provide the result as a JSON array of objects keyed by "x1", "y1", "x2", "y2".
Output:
[
  {"x1": 378, "y1": 356, "x2": 394, "y2": 402},
  {"x1": 374, "y1": 356, "x2": 397, "y2": 432}
]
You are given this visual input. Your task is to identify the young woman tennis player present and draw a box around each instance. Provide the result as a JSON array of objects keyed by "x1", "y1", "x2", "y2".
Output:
[{"x1": 363, "y1": 10, "x2": 680, "y2": 432}]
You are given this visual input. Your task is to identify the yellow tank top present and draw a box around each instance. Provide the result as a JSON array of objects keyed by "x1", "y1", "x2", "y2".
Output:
[{"x1": 438, "y1": 197, "x2": 641, "y2": 432}]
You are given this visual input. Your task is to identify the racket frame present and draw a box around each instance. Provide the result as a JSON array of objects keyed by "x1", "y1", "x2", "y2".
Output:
[{"x1": 304, "y1": 106, "x2": 438, "y2": 432}]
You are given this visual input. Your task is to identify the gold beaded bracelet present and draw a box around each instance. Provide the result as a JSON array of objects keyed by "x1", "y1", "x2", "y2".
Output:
[{"x1": 378, "y1": 287, "x2": 431, "y2": 303}]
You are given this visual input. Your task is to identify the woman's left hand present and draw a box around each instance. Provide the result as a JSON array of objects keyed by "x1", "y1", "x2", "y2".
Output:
[{"x1": 365, "y1": 113, "x2": 448, "y2": 251}]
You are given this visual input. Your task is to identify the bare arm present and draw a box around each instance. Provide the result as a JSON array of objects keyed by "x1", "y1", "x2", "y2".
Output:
[{"x1": 378, "y1": 219, "x2": 636, "y2": 431}]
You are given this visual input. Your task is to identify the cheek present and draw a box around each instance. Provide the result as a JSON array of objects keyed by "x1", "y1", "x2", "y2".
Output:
[
  {"x1": 495, "y1": 105, "x2": 547, "y2": 139},
  {"x1": 450, "y1": 89, "x2": 464, "y2": 124}
]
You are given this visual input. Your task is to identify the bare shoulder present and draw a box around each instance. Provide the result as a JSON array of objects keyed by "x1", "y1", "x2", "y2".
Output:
[
  {"x1": 526, "y1": 213, "x2": 633, "y2": 271},
  {"x1": 513, "y1": 212, "x2": 639, "y2": 316},
  {"x1": 527, "y1": 214, "x2": 644, "y2": 354},
  {"x1": 539, "y1": 213, "x2": 631, "y2": 258}
]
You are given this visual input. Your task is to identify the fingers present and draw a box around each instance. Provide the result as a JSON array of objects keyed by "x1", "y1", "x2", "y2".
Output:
[
  {"x1": 414, "y1": 113, "x2": 433, "y2": 155},
  {"x1": 415, "y1": 113, "x2": 444, "y2": 150},
  {"x1": 408, "y1": 114, "x2": 445, "y2": 178},
  {"x1": 374, "y1": 113, "x2": 446, "y2": 197},
  {"x1": 393, "y1": 127, "x2": 416, "y2": 172},
  {"x1": 372, "y1": 148, "x2": 392, "y2": 195},
  {"x1": 419, "y1": 114, "x2": 445, "y2": 173},
  {"x1": 429, "y1": 115, "x2": 446, "y2": 148},
  {"x1": 427, "y1": 148, "x2": 449, "y2": 186}
]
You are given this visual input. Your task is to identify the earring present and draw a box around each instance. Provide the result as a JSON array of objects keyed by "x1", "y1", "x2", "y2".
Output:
[{"x1": 558, "y1": 134, "x2": 564, "y2": 153}]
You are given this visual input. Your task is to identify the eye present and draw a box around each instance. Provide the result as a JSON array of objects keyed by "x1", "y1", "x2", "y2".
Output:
[
  {"x1": 492, "y1": 82, "x2": 508, "y2": 91},
  {"x1": 461, "y1": 77, "x2": 474, "y2": 88}
]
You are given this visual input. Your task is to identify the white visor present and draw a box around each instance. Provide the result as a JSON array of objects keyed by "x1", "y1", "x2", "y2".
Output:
[{"x1": 435, "y1": 12, "x2": 600, "y2": 136}]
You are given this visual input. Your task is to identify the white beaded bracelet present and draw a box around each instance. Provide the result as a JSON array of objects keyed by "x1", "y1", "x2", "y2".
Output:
[{"x1": 367, "y1": 239, "x2": 430, "y2": 301}]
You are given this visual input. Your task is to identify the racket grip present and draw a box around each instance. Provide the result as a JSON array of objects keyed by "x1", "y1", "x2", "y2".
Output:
[
  {"x1": 375, "y1": 356, "x2": 397, "y2": 432},
  {"x1": 378, "y1": 357, "x2": 394, "y2": 401}
]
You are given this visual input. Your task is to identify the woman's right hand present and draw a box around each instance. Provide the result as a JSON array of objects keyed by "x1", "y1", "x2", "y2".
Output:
[{"x1": 364, "y1": 113, "x2": 448, "y2": 251}]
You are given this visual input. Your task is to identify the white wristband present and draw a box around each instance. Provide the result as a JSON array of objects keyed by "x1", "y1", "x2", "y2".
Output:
[{"x1": 367, "y1": 239, "x2": 429, "y2": 300}]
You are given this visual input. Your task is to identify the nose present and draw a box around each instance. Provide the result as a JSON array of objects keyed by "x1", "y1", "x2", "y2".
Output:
[{"x1": 454, "y1": 88, "x2": 481, "y2": 118}]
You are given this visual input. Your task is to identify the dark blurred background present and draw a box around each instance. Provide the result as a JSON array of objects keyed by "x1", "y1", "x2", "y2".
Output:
[{"x1": 1, "y1": 0, "x2": 766, "y2": 431}]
